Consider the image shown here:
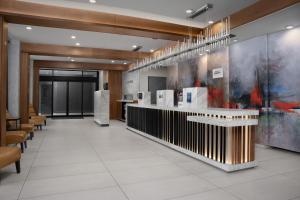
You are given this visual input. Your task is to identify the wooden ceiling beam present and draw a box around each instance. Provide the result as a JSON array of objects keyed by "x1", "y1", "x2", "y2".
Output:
[
  {"x1": 21, "y1": 43, "x2": 150, "y2": 61},
  {"x1": 230, "y1": 0, "x2": 300, "y2": 29},
  {"x1": 33, "y1": 60, "x2": 129, "y2": 71},
  {"x1": 0, "y1": 0, "x2": 201, "y2": 41}
]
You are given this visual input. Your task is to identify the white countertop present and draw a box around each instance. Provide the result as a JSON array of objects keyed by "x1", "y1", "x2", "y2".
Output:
[
  {"x1": 187, "y1": 116, "x2": 258, "y2": 127},
  {"x1": 117, "y1": 99, "x2": 136, "y2": 103},
  {"x1": 127, "y1": 104, "x2": 259, "y2": 116}
]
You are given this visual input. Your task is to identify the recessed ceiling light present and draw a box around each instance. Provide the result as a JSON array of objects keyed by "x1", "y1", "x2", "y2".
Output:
[
  {"x1": 150, "y1": 49, "x2": 155, "y2": 53},
  {"x1": 286, "y1": 25, "x2": 294, "y2": 30},
  {"x1": 26, "y1": 26, "x2": 32, "y2": 30},
  {"x1": 186, "y1": 9, "x2": 194, "y2": 14},
  {"x1": 206, "y1": 49, "x2": 210, "y2": 52},
  {"x1": 71, "y1": 59, "x2": 75, "y2": 62},
  {"x1": 111, "y1": 60, "x2": 115, "y2": 63},
  {"x1": 71, "y1": 35, "x2": 76, "y2": 39},
  {"x1": 208, "y1": 20, "x2": 214, "y2": 24},
  {"x1": 124, "y1": 62, "x2": 127, "y2": 65},
  {"x1": 75, "y1": 42, "x2": 80, "y2": 46},
  {"x1": 89, "y1": 0, "x2": 96, "y2": 3},
  {"x1": 132, "y1": 45, "x2": 137, "y2": 48},
  {"x1": 199, "y1": 53, "x2": 203, "y2": 56}
]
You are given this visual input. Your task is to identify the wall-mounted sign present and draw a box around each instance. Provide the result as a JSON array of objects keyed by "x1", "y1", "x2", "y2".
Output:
[{"x1": 212, "y1": 68, "x2": 223, "y2": 79}]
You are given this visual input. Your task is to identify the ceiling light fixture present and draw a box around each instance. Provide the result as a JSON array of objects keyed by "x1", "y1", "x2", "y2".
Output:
[
  {"x1": 71, "y1": 35, "x2": 76, "y2": 39},
  {"x1": 26, "y1": 26, "x2": 32, "y2": 30},
  {"x1": 75, "y1": 42, "x2": 80, "y2": 46},
  {"x1": 124, "y1": 62, "x2": 127, "y2": 65},
  {"x1": 199, "y1": 53, "x2": 203, "y2": 56},
  {"x1": 233, "y1": 39, "x2": 238, "y2": 42},
  {"x1": 132, "y1": 45, "x2": 137, "y2": 48},
  {"x1": 286, "y1": 25, "x2": 294, "y2": 30},
  {"x1": 111, "y1": 60, "x2": 115, "y2": 63},
  {"x1": 150, "y1": 49, "x2": 155, "y2": 53},
  {"x1": 89, "y1": 0, "x2": 96, "y2": 3},
  {"x1": 188, "y1": 3, "x2": 213, "y2": 19},
  {"x1": 71, "y1": 59, "x2": 75, "y2": 62},
  {"x1": 208, "y1": 20, "x2": 214, "y2": 24},
  {"x1": 186, "y1": 9, "x2": 194, "y2": 14}
]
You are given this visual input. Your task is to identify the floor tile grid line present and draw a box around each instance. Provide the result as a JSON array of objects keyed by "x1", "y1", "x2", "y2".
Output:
[
  {"x1": 85, "y1": 133, "x2": 131, "y2": 200},
  {"x1": 120, "y1": 129, "x2": 242, "y2": 200},
  {"x1": 25, "y1": 163, "x2": 106, "y2": 182},
  {"x1": 163, "y1": 188, "x2": 223, "y2": 200},
  {"x1": 134, "y1": 130, "x2": 287, "y2": 190},
  {"x1": 17, "y1": 131, "x2": 47, "y2": 200},
  {"x1": 19, "y1": 185, "x2": 120, "y2": 200},
  {"x1": 289, "y1": 195, "x2": 300, "y2": 200},
  {"x1": 167, "y1": 161, "x2": 244, "y2": 200}
]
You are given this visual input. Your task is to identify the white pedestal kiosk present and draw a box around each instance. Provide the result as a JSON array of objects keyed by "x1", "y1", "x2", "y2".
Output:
[{"x1": 94, "y1": 90, "x2": 110, "y2": 126}]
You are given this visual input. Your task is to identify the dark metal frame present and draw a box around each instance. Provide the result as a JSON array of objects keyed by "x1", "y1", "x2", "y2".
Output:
[{"x1": 39, "y1": 69, "x2": 99, "y2": 118}]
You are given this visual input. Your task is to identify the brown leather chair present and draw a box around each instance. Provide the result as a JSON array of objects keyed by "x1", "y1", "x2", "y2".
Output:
[
  {"x1": 29, "y1": 105, "x2": 47, "y2": 126},
  {"x1": 6, "y1": 131, "x2": 28, "y2": 153},
  {"x1": 0, "y1": 147, "x2": 21, "y2": 173},
  {"x1": 6, "y1": 111, "x2": 35, "y2": 139}
]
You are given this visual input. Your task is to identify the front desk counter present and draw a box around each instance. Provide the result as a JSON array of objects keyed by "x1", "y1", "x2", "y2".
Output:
[{"x1": 126, "y1": 104, "x2": 259, "y2": 172}]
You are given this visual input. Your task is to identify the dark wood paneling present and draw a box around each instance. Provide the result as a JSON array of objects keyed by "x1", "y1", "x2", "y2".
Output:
[
  {"x1": 19, "y1": 52, "x2": 29, "y2": 123},
  {"x1": 0, "y1": 16, "x2": 7, "y2": 146},
  {"x1": 0, "y1": 0, "x2": 201, "y2": 40},
  {"x1": 21, "y1": 43, "x2": 150, "y2": 61},
  {"x1": 34, "y1": 60, "x2": 129, "y2": 71},
  {"x1": 32, "y1": 66, "x2": 39, "y2": 114},
  {"x1": 108, "y1": 71, "x2": 122, "y2": 120}
]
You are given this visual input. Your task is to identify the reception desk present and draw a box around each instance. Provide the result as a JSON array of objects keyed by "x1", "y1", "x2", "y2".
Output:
[{"x1": 126, "y1": 104, "x2": 259, "y2": 172}]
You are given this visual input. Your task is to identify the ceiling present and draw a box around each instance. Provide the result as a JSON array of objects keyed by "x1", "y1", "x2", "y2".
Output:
[
  {"x1": 21, "y1": 0, "x2": 258, "y2": 28},
  {"x1": 8, "y1": 24, "x2": 172, "y2": 52},
  {"x1": 232, "y1": 3, "x2": 300, "y2": 42},
  {"x1": 10, "y1": 1, "x2": 300, "y2": 65}
]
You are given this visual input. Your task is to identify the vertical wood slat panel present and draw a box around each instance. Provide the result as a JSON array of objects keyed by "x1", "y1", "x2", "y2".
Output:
[
  {"x1": 0, "y1": 16, "x2": 8, "y2": 146},
  {"x1": 108, "y1": 70, "x2": 122, "y2": 120},
  {"x1": 20, "y1": 52, "x2": 29, "y2": 123},
  {"x1": 32, "y1": 66, "x2": 39, "y2": 114}
]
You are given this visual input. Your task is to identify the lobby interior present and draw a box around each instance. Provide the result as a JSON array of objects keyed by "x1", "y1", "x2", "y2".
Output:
[{"x1": 0, "y1": 1, "x2": 300, "y2": 200}]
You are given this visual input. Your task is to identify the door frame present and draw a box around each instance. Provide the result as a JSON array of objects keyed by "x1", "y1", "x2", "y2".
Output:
[{"x1": 39, "y1": 69, "x2": 99, "y2": 118}]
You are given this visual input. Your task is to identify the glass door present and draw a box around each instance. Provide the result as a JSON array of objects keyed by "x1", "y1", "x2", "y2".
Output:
[
  {"x1": 68, "y1": 81, "x2": 83, "y2": 116},
  {"x1": 53, "y1": 81, "x2": 67, "y2": 116}
]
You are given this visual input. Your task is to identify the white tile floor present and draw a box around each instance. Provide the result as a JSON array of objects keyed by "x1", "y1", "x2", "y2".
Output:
[{"x1": 0, "y1": 118, "x2": 300, "y2": 200}]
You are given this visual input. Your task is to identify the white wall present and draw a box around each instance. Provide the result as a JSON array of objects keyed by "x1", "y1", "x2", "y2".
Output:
[
  {"x1": 122, "y1": 67, "x2": 168, "y2": 100},
  {"x1": 7, "y1": 37, "x2": 20, "y2": 117},
  {"x1": 139, "y1": 67, "x2": 168, "y2": 92}
]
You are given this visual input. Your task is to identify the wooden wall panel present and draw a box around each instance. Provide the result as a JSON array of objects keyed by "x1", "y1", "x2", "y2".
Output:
[
  {"x1": 22, "y1": 43, "x2": 150, "y2": 61},
  {"x1": 0, "y1": 0, "x2": 201, "y2": 40},
  {"x1": 230, "y1": 0, "x2": 300, "y2": 29},
  {"x1": 32, "y1": 66, "x2": 39, "y2": 114},
  {"x1": 19, "y1": 52, "x2": 29, "y2": 123},
  {"x1": 0, "y1": 16, "x2": 7, "y2": 146},
  {"x1": 34, "y1": 60, "x2": 129, "y2": 71},
  {"x1": 108, "y1": 71, "x2": 122, "y2": 120}
]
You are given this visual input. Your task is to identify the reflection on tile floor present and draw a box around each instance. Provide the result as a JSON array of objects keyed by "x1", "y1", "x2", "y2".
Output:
[{"x1": 0, "y1": 118, "x2": 299, "y2": 200}]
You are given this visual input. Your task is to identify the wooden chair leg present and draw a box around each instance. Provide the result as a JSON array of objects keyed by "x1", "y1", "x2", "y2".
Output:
[
  {"x1": 20, "y1": 143, "x2": 24, "y2": 153},
  {"x1": 44, "y1": 120, "x2": 46, "y2": 126},
  {"x1": 15, "y1": 160, "x2": 21, "y2": 173},
  {"x1": 30, "y1": 132, "x2": 34, "y2": 140},
  {"x1": 24, "y1": 141, "x2": 27, "y2": 148}
]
